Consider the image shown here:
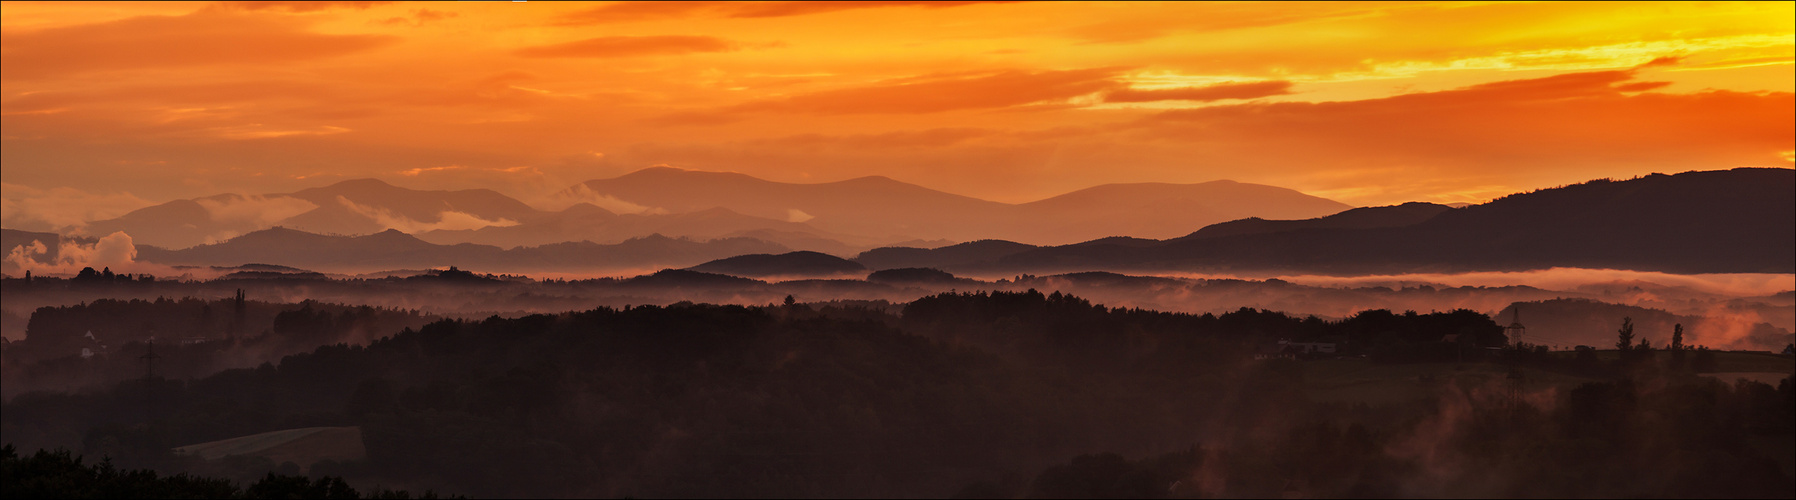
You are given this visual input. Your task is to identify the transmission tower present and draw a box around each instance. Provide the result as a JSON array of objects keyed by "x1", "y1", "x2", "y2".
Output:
[{"x1": 1504, "y1": 306, "x2": 1527, "y2": 347}]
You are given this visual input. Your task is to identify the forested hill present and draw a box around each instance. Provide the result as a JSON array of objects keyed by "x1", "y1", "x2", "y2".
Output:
[
  {"x1": 3, "y1": 293, "x2": 1496, "y2": 497},
  {"x1": 2, "y1": 292, "x2": 1789, "y2": 498}
]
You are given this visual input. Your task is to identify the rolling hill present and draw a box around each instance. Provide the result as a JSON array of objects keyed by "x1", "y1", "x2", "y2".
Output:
[
  {"x1": 687, "y1": 251, "x2": 868, "y2": 278},
  {"x1": 1180, "y1": 202, "x2": 1454, "y2": 239},
  {"x1": 988, "y1": 168, "x2": 1795, "y2": 274},
  {"x1": 854, "y1": 239, "x2": 1039, "y2": 271}
]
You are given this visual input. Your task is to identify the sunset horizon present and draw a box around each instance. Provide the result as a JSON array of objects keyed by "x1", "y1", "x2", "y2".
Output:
[
  {"x1": 3, "y1": 2, "x2": 1792, "y2": 499},
  {"x1": 4, "y1": 1, "x2": 1792, "y2": 229}
]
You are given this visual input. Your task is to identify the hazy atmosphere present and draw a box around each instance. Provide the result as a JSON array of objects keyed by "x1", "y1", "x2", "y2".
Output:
[{"x1": 3, "y1": 2, "x2": 1792, "y2": 499}]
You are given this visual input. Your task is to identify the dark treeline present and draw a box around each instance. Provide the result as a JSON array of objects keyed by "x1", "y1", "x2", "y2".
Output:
[
  {"x1": 1, "y1": 296, "x2": 432, "y2": 397},
  {"x1": 1, "y1": 445, "x2": 441, "y2": 499},
  {"x1": 1, "y1": 291, "x2": 1791, "y2": 497},
  {"x1": 904, "y1": 290, "x2": 1506, "y2": 365}
]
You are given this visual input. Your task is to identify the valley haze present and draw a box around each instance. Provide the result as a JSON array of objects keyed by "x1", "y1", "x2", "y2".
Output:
[{"x1": 1, "y1": 2, "x2": 1792, "y2": 499}]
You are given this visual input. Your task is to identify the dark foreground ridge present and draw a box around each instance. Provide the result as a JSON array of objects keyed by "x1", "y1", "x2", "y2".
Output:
[
  {"x1": 3, "y1": 291, "x2": 1790, "y2": 498},
  {"x1": 1, "y1": 445, "x2": 445, "y2": 499}
]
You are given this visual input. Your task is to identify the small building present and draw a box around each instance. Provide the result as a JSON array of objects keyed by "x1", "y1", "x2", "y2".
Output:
[
  {"x1": 1256, "y1": 339, "x2": 1338, "y2": 359},
  {"x1": 1287, "y1": 341, "x2": 1337, "y2": 354}
]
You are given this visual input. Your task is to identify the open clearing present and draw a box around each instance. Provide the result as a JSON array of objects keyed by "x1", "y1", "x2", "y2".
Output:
[{"x1": 172, "y1": 426, "x2": 364, "y2": 468}]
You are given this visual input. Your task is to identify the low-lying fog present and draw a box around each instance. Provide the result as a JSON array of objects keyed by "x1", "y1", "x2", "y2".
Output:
[{"x1": 6, "y1": 267, "x2": 1790, "y2": 352}]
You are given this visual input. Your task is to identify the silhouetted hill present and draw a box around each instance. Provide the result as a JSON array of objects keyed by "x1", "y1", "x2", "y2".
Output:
[
  {"x1": 506, "y1": 234, "x2": 790, "y2": 270},
  {"x1": 220, "y1": 270, "x2": 329, "y2": 280},
  {"x1": 1181, "y1": 202, "x2": 1453, "y2": 239},
  {"x1": 1066, "y1": 236, "x2": 1163, "y2": 248},
  {"x1": 687, "y1": 251, "x2": 867, "y2": 278},
  {"x1": 993, "y1": 169, "x2": 1795, "y2": 274},
  {"x1": 854, "y1": 239, "x2": 1038, "y2": 271},
  {"x1": 1015, "y1": 181, "x2": 1352, "y2": 242},
  {"x1": 198, "y1": 262, "x2": 323, "y2": 279},
  {"x1": 135, "y1": 228, "x2": 794, "y2": 273},
  {"x1": 1026, "y1": 271, "x2": 1187, "y2": 289},
  {"x1": 79, "y1": 199, "x2": 219, "y2": 249},
  {"x1": 279, "y1": 178, "x2": 539, "y2": 236},
  {"x1": 623, "y1": 268, "x2": 765, "y2": 288},
  {"x1": 719, "y1": 228, "x2": 862, "y2": 257},
  {"x1": 865, "y1": 267, "x2": 974, "y2": 287},
  {"x1": 217, "y1": 263, "x2": 314, "y2": 273},
  {"x1": 575, "y1": 167, "x2": 1012, "y2": 242},
  {"x1": 572, "y1": 167, "x2": 1352, "y2": 244}
]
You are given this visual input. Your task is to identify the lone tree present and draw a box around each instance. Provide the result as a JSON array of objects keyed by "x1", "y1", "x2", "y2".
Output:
[
  {"x1": 1669, "y1": 323, "x2": 1687, "y2": 368},
  {"x1": 1615, "y1": 317, "x2": 1635, "y2": 352}
]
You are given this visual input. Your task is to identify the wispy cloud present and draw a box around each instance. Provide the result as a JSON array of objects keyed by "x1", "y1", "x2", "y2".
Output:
[
  {"x1": 515, "y1": 36, "x2": 737, "y2": 58},
  {"x1": 1104, "y1": 80, "x2": 1292, "y2": 103},
  {"x1": 0, "y1": 183, "x2": 152, "y2": 232},
  {"x1": 0, "y1": 11, "x2": 397, "y2": 80},
  {"x1": 335, "y1": 196, "x2": 520, "y2": 233},
  {"x1": 551, "y1": 1, "x2": 1014, "y2": 25}
]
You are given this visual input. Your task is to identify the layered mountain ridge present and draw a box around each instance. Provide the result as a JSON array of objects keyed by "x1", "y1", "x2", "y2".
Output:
[
  {"x1": 75, "y1": 167, "x2": 1352, "y2": 251},
  {"x1": 6, "y1": 168, "x2": 1790, "y2": 277}
]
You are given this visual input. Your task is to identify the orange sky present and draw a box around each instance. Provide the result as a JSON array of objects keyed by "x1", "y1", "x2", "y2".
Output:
[{"x1": 2, "y1": 1, "x2": 1792, "y2": 231}]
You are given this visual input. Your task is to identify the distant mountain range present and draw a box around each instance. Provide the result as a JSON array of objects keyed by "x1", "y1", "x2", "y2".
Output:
[
  {"x1": 976, "y1": 169, "x2": 1794, "y2": 274},
  {"x1": 71, "y1": 167, "x2": 1351, "y2": 251},
  {"x1": 124, "y1": 227, "x2": 792, "y2": 273},
  {"x1": 6, "y1": 168, "x2": 1790, "y2": 277},
  {"x1": 1181, "y1": 202, "x2": 1453, "y2": 239},
  {"x1": 572, "y1": 167, "x2": 1351, "y2": 244},
  {"x1": 83, "y1": 179, "x2": 540, "y2": 250}
]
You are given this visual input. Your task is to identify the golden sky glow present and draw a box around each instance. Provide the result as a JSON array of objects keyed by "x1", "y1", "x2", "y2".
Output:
[{"x1": 2, "y1": 1, "x2": 1792, "y2": 231}]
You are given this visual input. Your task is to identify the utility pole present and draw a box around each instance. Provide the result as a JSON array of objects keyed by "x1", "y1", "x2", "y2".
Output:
[
  {"x1": 140, "y1": 339, "x2": 161, "y2": 382},
  {"x1": 138, "y1": 338, "x2": 163, "y2": 422}
]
